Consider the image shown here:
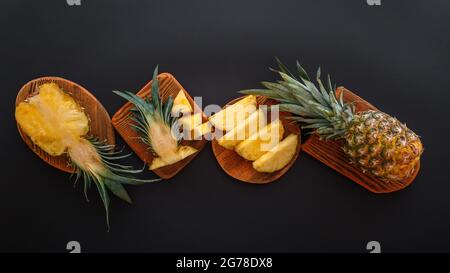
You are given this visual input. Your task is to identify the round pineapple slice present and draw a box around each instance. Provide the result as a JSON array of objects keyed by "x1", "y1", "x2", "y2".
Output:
[{"x1": 252, "y1": 134, "x2": 298, "y2": 173}]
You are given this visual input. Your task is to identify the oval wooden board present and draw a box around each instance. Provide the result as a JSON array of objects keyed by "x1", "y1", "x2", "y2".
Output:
[
  {"x1": 211, "y1": 96, "x2": 302, "y2": 184},
  {"x1": 15, "y1": 77, "x2": 115, "y2": 174},
  {"x1": 302, "y1": 87, "x2": 420, "y2": 193},
  {"x1": 111, "y1": 73, "x2": 208, "y2": 180}
]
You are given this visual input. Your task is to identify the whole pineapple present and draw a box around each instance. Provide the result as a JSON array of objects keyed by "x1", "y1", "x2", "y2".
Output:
[{"x1": 241, "y1": 59, "x2": 423, "y2": 183}]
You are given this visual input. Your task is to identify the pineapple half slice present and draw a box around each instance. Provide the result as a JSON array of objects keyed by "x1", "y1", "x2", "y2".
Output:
[
  {"x1": 235, "y1": 119, "x2": 285, "y2": 161},
  {"x1": 171, "y1": 90, "x2": 193, "y2": 115},
  {"x1": 209, "y1": 95, "x2": 257, "y2": 132},
  {"x1": 217, "y1": 108, "x2": 266, "y2": 150},
  {"x1": 252, "y1": 134, "x2": 298, "y2": 173},
  {"x1": 114, "y1": 66, "x2": 198, "y2": 171},
  {"x1": 15, "y1": 82, "x2": 159, "y2": 229},
  {"x1": 16, "y1": 83, "x2": 89, "y2": 156}
]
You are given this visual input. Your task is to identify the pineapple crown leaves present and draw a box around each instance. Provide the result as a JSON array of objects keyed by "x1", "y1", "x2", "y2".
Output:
[
  {"x1": 239, "y1": 58, "x2": 355, "y2": 140},
  {"x1": 71, "y1": 137, "x2": 161, "y2": 231},
  {"x1": 113, "y1": 66, "x2": 179, "y2": 150}
]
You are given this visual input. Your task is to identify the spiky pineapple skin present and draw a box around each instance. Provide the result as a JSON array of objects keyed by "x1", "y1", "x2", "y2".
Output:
[{"x1": 342, "y1": 110, "x2": 423, "y2": 182}]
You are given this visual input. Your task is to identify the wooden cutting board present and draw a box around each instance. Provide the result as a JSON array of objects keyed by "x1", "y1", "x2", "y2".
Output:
[
  {"x1": 211, "y1": 96, "x2": 302, "y2": 184},
  {"x1": 112, "y1": 73, "x2": 207, "y2": 179},
  {"x1": 15, "y1": 77, "x2": 115, "y2": 173},
  {"x1": 302, "y1": 87, "x2": 420, "y2": 193}
]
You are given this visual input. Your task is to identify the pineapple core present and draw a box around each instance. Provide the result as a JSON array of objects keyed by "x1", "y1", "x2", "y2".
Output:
[
  {"x1": 148, "y1": 121, "x2": 179, "y2": 157},
  {"x1": 147, "y1": 118, "x2": 198, "y2": 170}
]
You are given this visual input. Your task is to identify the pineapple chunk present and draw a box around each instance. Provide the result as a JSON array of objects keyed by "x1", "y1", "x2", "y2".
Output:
[
  {"x1": 171, "y1": 90, "x2": 193, "y2": 115},
  {"x1": 178, "y1": 112, "x2": 203, "y2": 132},
  {"x1": 149, "y1": 146, "x2": 198, "y2": 170},
  {"x1": 235, "y1": 119, "x2": 284, "y2": 161},
  {"x1": 15, "y1": 83, "x2": 89, "y2": 156},
  {"x1": 209, "y1": 95, "x2": 257, "y2": 132},
  {"x1": 192, "y1": 121, "x2": 212, "y2": 139},
  {"x1": 217, "y1": 109, "x2": 266, "y2": 150},
  {"x1": 252, "y1": 134, "x2": 298, "y2": 173}
]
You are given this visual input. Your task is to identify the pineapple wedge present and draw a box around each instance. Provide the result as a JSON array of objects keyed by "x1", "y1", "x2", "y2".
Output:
[
  {"x1": 171, "y1": 90, "x2": 193, "y2": 115},
  {"x1": 235, "y1": 119, "x2": 284, "y2": 161},
  {"x1": 209, "y1": 95, "x2": 257, "y2": 132},
  {"x1": 253, "y1": 134, "x2": 298, "y2": 173},
  {"x1": 192, "y1": 121, "x2": 212, "y2": 139},
  {"x1": 178, "y1": 112, "x2": 203, "y2": 132},
  {"x1": 149, "y1": 145, "x2": 197, "y2": 170},
  {"x1": 217, "y1": 109, "x2": 266, "y2": 150}
]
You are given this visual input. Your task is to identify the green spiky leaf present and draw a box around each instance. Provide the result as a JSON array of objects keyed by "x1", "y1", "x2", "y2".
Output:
[
  {"x1": 70, "y1": 137, "x2": 160, "y2": 231},
  {"x1": 238, "y1": 58, "x2": 355, "y2": 139}
]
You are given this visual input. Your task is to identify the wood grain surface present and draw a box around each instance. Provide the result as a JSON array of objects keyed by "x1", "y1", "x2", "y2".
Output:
[
  {"x1": 15, "y1": 77, "x2": 115, "y2": 173},
  {"x1": 112, "y1": 73, "x2": 207, "y2": 179},
  {"x1": 302, "y1": 87, "x2": 420, "y2": 193},
  {"x1": 211, "y1": 96, "x2": 301, "y2": 184}
]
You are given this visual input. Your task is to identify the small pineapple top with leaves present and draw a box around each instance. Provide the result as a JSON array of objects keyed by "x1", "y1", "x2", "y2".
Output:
[
  {"x1": 114, "y1": 66, "x2": 198, "y2": 170},
  {"x1": 114, "y1": 67, "x2": 179, "y2": 153}
]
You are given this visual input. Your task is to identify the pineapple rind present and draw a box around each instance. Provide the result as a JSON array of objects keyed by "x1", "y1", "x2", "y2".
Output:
[{"x1": 343, "y1": 110, "x2": 423, "y2": 182}]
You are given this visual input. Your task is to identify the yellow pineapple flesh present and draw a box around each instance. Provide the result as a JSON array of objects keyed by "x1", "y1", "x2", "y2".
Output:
[
  {"x1": 252, "y1": 134, "x2": 298, "y2": 173},
  {"x1": 217, "y1": 109, "x2": 266, "y2": 150},
  {"x1": 171, "y1": 90, "x2": 193, "y2": 115},
  {"x1": 149, "y1": 145, "x2": 197, "y2": 170},
  {"x1": 15, "y1": 83, "x2": 89, "y2": 156},
  {"x1": 192, "y1": 121, "x2": 212, "y2": 139},
  {"x1": 178, "y1": 112, "x2": 203, "y2": 132},
  {"x1": 235, "y1": 119, "x2": 284, "y2": 161},
  {"x1": 209, "y1": 95, "x2": 257, "y2": 132}
]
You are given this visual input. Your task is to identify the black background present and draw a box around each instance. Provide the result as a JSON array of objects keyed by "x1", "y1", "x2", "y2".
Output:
[{"x1": 1, "y1": 0, "x2": 449, "y2": 253}]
